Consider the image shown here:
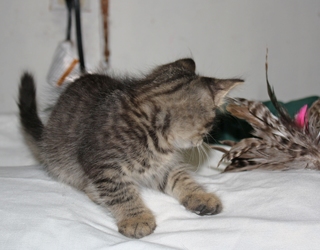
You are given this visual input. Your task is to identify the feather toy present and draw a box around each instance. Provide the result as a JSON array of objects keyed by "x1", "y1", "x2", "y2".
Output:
[{"x1": 212, "y1": 51, "x2": 320, "y2": 172}]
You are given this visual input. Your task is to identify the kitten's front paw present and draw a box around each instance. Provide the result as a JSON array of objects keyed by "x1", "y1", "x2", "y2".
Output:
[
  {"x1": 118, "y1": 213, "x2": 156, "y2": 239},
  {"x1": 182, "y1": 192, "x2": 222, "y2": 216}
]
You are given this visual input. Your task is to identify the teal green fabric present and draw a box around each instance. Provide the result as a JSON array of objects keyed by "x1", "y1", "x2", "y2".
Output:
[
  {"x1": 263, "y1": 96, "x2": 319, "y2": 118},
  {"x1": 207, "y1": 96, "x2": 319, "y2": 143}
]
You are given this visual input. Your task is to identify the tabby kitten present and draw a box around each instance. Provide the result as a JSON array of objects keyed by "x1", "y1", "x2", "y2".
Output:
[{"x1": 18, "y1": 58, "x2": 242, "y2": 238}]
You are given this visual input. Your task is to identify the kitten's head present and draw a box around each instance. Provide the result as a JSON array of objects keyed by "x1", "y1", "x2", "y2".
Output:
[{"x1": 146, "y1": 58, "x2": 243, "y2": 149}]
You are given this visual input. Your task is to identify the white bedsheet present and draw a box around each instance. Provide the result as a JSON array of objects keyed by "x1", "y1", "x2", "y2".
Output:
[{"x1": 1, "y1": 114, "x2": 320, "y2": 250}]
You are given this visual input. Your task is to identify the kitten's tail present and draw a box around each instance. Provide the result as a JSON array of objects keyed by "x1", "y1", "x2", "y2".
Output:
[{"x1": 18, "y1": 72, "x2": 44, "y2": 142}]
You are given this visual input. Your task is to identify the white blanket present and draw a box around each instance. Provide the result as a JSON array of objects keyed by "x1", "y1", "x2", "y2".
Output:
[{"x1": 1, "y1": 114, "x2": 320, "y2": 249}]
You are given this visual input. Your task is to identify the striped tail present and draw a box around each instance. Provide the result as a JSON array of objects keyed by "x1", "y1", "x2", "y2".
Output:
[{"x1": 18, "y1": 72, "x2": 44, "y2": 142}]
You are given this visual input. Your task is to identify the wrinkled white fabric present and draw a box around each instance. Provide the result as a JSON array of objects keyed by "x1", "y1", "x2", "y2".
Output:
[{"x1": 1, "y1": 114, "x2": 320, "y2": 250}]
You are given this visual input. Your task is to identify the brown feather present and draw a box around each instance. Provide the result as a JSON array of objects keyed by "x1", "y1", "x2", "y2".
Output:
[
  {"x1": 307, "y1": 99, "x2": 320, "y2": 142},
  {"x1": 212, "y1": 98, "x2": 320, "y2": 172},
  {"x1": 212, "y1": 51, "x2": 320, "y2": 172}
]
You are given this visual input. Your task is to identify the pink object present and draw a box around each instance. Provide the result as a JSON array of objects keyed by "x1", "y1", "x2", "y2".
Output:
[{"x1": 295, "y1": 104, "x2": 308, "y2": 128}]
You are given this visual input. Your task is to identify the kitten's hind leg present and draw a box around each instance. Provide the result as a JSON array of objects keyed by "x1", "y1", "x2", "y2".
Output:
[
  {"x1": 161, "y1": 167, "x2": 222, "y2": 215},
  {"x1": 84, "y1": 174, "x2": 156, "y2": 239}
]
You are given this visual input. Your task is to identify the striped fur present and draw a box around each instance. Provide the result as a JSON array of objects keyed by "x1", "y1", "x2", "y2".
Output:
[{"x1": 18, "y1": 58, "x2": 242, "y2": 238}]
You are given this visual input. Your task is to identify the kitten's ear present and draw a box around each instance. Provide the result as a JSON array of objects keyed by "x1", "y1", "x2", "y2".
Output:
[
  {"x1": 175, "y1": 58, "x2": 196, "y2": 72},
  {"x1": 202, "y1": 77, "x2": 244, "y2": 106}
]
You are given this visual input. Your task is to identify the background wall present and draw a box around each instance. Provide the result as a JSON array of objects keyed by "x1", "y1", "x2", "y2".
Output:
[
  {"x1": 1, "y1": 0, "x2": 320, "y2": 113},
  {"x1": 0, "y1": 1, "x2": 102, "y2": 113}
]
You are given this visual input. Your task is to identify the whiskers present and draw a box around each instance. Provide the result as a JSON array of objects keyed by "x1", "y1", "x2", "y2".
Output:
[
  {"x1": 192, "y1": 143, "x2": 211, "y2": 172},
  {"x1": 204, "y1": 132, "x2": 219, "y2": 145},
  {"x1": 181, "y1": 134, "x2": 217, "y2": 172}
]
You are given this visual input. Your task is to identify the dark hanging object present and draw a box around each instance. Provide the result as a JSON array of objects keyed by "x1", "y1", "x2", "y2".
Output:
[
  {"x1": 47, "y1": 0, "x2": 85, "y2": 86},
  {"x1": 65, "y1": 0, "x2": 72, "y2": 41},
  {"x1": 73, "y1": 0, "x2": 86, "y2": 73}
]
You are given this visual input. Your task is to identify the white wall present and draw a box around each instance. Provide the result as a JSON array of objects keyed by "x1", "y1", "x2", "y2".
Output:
[
  {"x1": 0, "y1": 1, "x2": 102, "y2": 113},
  {"x1": 109, "y1": 0, "x2": 320, "y2": 102},
  {"x1": 1, "y1": 0, "x2": 320, "y2": 113}
]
